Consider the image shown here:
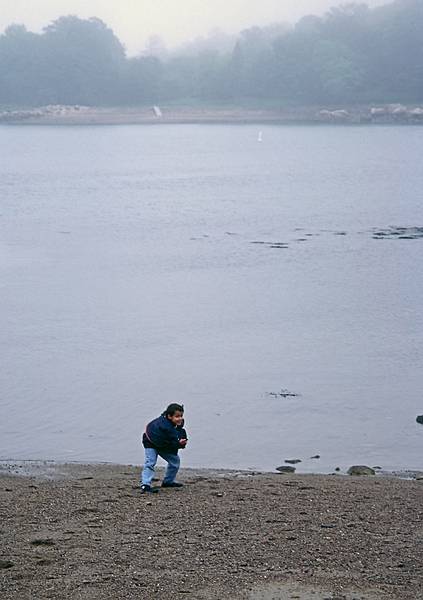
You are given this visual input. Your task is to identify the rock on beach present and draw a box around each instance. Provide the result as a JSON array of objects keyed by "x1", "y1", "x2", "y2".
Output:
[
  {"x1": 276, "y1": 465, "x2": 296, "y2": 473},
  {"x1": 347, "y1": 465, "x2": 376, "y2": 476}
]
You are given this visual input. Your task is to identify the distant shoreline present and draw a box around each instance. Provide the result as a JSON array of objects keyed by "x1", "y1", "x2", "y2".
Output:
[{"x1": 2, "y1": 104, "x2": 423, "y2": 126}]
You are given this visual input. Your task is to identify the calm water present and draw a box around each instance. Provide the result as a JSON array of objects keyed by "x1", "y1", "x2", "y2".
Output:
[{"x1": 1, "y1": 124, "x2": 422, "y2": 474}]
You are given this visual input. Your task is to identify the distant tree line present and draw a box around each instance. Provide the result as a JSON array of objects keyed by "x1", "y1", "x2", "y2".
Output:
[{"x1": 0, "y1": 0, "x2": 422, "y2": 107}]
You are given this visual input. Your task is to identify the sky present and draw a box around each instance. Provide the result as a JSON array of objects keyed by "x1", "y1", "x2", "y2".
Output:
[{"x1": 0, "y1": 0, "x2": 391, "y2": 55}]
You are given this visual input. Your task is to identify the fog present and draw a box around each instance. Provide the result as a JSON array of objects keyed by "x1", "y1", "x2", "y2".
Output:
[
  {"x1": 1, "y1": 0, "x2": 421, "y2": 107},
  {"x1": 1, "y1": 0, "x2": 390, "y2": 55}
]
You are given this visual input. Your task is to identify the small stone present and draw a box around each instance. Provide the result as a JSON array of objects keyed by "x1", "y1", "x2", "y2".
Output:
[
  {"x1": 276, "y1": 466, "x2": 296, "y2": 474},
  {"x1": 347, "y1": 465, "x2": 375, "y2": 476},
  {"x1": 36, "y1": 558, "x2": 53, "y2": 566},
  {"x1": 31, "y1": 539, "x2": 55, "y2": 546},
  {"x1": 335, "y1": 467, "x2": 341, "y2": 472}
]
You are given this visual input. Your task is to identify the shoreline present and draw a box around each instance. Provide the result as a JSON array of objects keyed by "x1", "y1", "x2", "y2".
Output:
[
  {"x1": 1, "y1": 461, "x2": 422, "y2": 599},
  {"x1": 2, "y1": 104, "x2": 423, "y2": 126},
  {"x1": 1, "y1": 459, "x2": 422, "y2": 482}
]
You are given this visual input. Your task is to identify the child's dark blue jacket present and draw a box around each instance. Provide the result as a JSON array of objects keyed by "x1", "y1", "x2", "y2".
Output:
[{"x1": 142, "y1": 414, "x2": 188, "y2": 455}]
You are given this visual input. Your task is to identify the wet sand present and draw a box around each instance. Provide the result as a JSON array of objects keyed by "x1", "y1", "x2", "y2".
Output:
[{"x1": 0, "y1": 462, "x2": 422, "y2": 599}]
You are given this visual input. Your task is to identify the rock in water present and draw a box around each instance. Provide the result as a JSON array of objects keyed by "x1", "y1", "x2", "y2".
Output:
[
  {"x1": 347, "y1": 465, "x2": 376, "y2": 476},
  {"x1": 416, "y1": 415, "x2": 423, "y2": 425},
  {"x1": 285, "y1": 459, "x2": 302, "y2": 464},
  {"x1": 276, "y1": 465, "x2": 296, "y2": 474}
]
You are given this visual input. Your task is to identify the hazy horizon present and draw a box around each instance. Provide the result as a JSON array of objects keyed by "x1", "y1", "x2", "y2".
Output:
[{"x1": 1, "y1": 0, "x2": 391, "y2": 56}]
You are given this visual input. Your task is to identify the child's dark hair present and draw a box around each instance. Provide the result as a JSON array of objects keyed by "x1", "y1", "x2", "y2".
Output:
[{"x1": 164, "y1": 403, "x2": 184, "y2": 417}]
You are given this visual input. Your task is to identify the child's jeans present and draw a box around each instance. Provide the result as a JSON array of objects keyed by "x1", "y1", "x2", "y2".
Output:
[{"x1": 141, "y1": 447, "x2": 180, "y2": 486}]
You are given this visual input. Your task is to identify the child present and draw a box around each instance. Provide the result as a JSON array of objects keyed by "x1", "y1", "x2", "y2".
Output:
[{"x1": 140, "y1": 403, "x2": 188, "y2": 494}]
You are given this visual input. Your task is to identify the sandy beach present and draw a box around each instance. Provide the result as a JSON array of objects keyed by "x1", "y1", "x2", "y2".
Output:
[{"x1": 0, "y1": 462, "x2": 422, "y2": 599}]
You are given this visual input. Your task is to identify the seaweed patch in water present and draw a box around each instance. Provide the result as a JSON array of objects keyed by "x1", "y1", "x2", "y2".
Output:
[
  {"x1": 268, "y1": 389, "x2": 301, "y2": 398},
  {"x1": 372, "y1": 226, "x2": 423, "y2": 240},
  {"x1": 251, "y1": 241, "x2": 289, "y2": 249}
]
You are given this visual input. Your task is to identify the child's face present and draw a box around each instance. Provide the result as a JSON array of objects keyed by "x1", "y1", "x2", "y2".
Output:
[{"x1": 168, "y1": 410, "x2": 184, "y2": 426}]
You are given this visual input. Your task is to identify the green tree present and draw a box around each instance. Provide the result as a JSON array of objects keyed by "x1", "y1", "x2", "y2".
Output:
[{"x1": 40, "y1": 16, "x2": 126, "y2": 104}]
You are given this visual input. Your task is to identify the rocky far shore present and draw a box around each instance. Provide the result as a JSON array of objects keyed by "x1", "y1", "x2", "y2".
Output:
[
  {"x1": 1, "y1": 103, "x2": 423, "y2": 126},
  {"x1": 1, "y1": 462, "x2": 422, "y2": 600}
]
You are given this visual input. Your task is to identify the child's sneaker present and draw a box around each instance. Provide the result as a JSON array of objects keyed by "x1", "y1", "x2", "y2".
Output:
[{"x1": 140, "y1": 484, "x2": 159, "y2": 494}]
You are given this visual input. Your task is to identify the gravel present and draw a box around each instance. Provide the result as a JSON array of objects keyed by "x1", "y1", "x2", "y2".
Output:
[{"x1": 0, "y1": 462, "x2": 422, "y2": 599}]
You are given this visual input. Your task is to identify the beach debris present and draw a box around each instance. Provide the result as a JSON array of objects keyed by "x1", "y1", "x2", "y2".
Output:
[
  {"x1": 416, "y1": 415, "x2": 423, "y2": 425},
  {"x1": 268, "y1": 389, "x2": 301, "y2": 399},
  {"x1": 347, "y1": 465, "x2": 375, "y2": 476},
  {"x1": 285, "y1": 459, "x2": 302, "y2": 465},
  {"x1": 276, "y1": 465, "x2": 296, "y2": 474}
]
